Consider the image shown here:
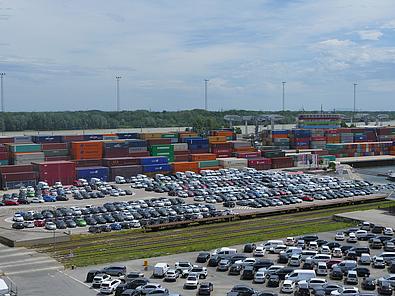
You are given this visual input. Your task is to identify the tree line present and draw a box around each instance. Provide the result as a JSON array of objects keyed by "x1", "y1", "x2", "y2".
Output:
[{"x1": 0, "y1": 110, "x2": 393, "y2": 132}]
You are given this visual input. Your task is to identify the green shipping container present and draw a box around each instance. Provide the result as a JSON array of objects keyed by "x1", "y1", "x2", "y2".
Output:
[
  {"x1": 161, "y1": 133, "x2": 178, "y2": 139},
  {"x1": 199, "y1": 160, "x2": 220, "y2": 168},
  {"x1": 149, "y1": 144, "x2": 174, "y2": 153},
  {"x1": 0, "y1": 160, "x2": 9, "y2": 165},
  {"x1": 9, "y1": 144, "x2": 42, "y2": 153}
]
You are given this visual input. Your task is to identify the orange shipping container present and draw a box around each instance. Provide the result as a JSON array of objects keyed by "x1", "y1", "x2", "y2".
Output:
[
  {"x1": 213, "y1": 131, "x2": 233, "y2": 137},
  {"x1": 190, "y1": 153, "x2": 217, "y2": 161},
  {"x1": 198, "y1": 166, "x2": 221, "y2": 173},
  {"x1": 71, "y1": 141, "x2": 103, "y2": 160},
  {"x1": 172, "y1": 161, "x2": 199, "y2": 172},
  {"x1": 233, "y1": 147, "x2": 256, "y2": 152},
  {"x1": 208, "y1": 136, "x2": 227, "y2": 143}
]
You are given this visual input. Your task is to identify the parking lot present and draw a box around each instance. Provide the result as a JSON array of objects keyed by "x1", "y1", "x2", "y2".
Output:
[
  {"x1": 3, "y1": 169, "x2": 395, "y2": 234},
  {"x1": 60, "y1": 224, "x2": 395, "y2": 296}
]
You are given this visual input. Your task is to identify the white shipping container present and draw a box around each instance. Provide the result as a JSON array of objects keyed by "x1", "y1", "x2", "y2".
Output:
[{"x1": 172, "y1": 143, "x2": 188, "y2": 151}]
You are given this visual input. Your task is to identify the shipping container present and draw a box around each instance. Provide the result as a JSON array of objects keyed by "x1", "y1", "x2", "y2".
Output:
[
  {"x1": 109, "y1": 165, "x2": 143, "y2": 180},
  {"x1": 0, "y1": 164, "x2": 34, "y2": 174},
  {"x1": 41, "y1": 143, "x2": 68, "y2": 150},
  {"x1": 102, "y1": 157, "x2": 140, "y2": 167},
  {"x1": 142, "y1": 164, "x2": 171, "y2": 173},
  {"x1": 72, "y1": 159, "x2": 102, "y2": 167},
  {"x1": 76, "y1": 166, "x2": 109, "y2": 181},
  {"x1": 7, "y1": 143, "x2": 42, "y2": 153},
  {"x1": 139, "y1": 156, "x2": 168, "y2": 165},
  {"x1": 32, "y1": 135, "x2": 63, "y2": 143},
  {"x1": 190, "y1": 153, "x2": 217, "y2": 161},
  {"x1": 61, "y1": 135, "x2": 84, "y2": 142},
  {"x1": 32, "y1": 161, "x2": 76, "y2": 185}
]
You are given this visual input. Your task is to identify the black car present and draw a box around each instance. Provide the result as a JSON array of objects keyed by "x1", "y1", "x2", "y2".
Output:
[
  {"x1": 278, "y1": 253, "x2": 289, "y2": 264},
  {"x1": 378, "y1": 281, "x2": 393, "y2": 295},
  {"x1": 253, "y1": 259, "x2": 274, "y2": 271},
  {"x1": 88, "y1": 226, "x2": 101, "y2": 233},
  {"x1": 330, "y1": 267, "x2": 343, "y2": 280},
  {"x1": 389, "y1": 261, "x2": 395, "y2": 273},
  {"x1": 101, "y1": 265, "x2": 126, "y2": 276},
  {"x1": 65, "y1": 219, "x2": 77, "y2": 228},
  {"x1": 196, "y1": 252, "x2": 210, "y2": 263},
  {"x1": 267, "y1": 274, "x2": 280, "y2": 287},
  {"x1": 208, "y1": 255, "x2": 222, "y2": 267},
  {"x1": 86, "y1": 269, "x2": 101, "y2": 283},
  {"x1": 12, "y1": 222, "x2": 24, "y2": 229},
  {"x1": 275, "y1": 267, "x2": 295, "y2": 280},
  {"x1": 322, "y1": 284, "x2": 341, "y2": 295},
  {"x1": 353, "y1": 267, "x2": 370, "y2": 277},
  {"x1": 362, "y1": 277, "x2": 376, "y2": 290},
  {"x1": 55, "y1": 220, "x2": 67, "y2": 229},
  {"x1": 229, "y1": 285, "x2": 256, "y2": 296},
  {"x1": 240, "y1": 266, "x2": 254, "y2": 280},
  {"x1": 197, "y1": 282, "x2": 214, "y2": 295},
  {"x1": 116, "y1": 279, "x2": 150, "y2": 296},
  {"x1": 244, "y1": 243, "x2": 256, "y2": 253},
  {"x1": 229, "y1": 264, "x2": 243, "y2": 276}
]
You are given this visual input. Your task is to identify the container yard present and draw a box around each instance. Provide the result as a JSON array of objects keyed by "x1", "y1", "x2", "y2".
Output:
[{"x1": 0, "y1": 124, "x2": 393, "y2": 189}]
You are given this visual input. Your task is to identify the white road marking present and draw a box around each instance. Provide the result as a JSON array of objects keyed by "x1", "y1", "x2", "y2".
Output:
[{"x1": 59, "y1": 270, "x2": 100, "y2": 292}]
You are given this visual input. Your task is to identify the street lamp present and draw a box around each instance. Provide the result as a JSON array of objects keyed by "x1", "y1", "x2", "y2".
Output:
[
  {"x1": 204, "y1": 79, "x2": 209, "y2": 111},
  {"x1": 0, "y1": 72, "x2": 5, "y2": 112},
  {"x1": 116, "y1": 76, "x2": 121, "y2": 112},
  {"x1": 352, "y1": 83, "x2": 357, "y2": 124},
  {"x1": 282, "y1": 81, "x2": 286, "y2": 112}
]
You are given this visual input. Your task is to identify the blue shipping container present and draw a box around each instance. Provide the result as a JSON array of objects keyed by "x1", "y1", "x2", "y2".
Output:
[
  {"x1": 125, "y1": 139, "x2": 147, "y2": 147},
  {"x1": 83, "y1": 134, "x2": 104, "y2": 141},
  {"x1": 142, "y1": 164, "x2": 171, "y2": 173},
  {"x1": 188, "y1": 143, "x2": 209, "y2": 150},
  {"x1": 32, "y1": 135, "x2": 63, "y2": 143},
  {"x1": 139, "y1": 156, "x2": 168, "y2": 165},
  {"x1": 116, "y1": 133, "x2": 140, "y2": 139},
  {"x1": 76, "y1": 166, "x2": 109, "y2": 181}
]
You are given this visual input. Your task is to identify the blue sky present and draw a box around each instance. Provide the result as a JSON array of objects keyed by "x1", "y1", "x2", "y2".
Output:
[{"x1": 1, "y1": 0, "x2": 395, "y2": 111}]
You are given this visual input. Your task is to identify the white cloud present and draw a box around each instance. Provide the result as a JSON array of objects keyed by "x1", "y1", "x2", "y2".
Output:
[
  {"x1": 357, "y1": 30, "x2": 383, "y2": 40},
  {"x1": 365, "y1": 79, "x2": 395, "y2": 92},
  {"x1": 381, "y1": 19, "x2": 395, "y2": 29}
]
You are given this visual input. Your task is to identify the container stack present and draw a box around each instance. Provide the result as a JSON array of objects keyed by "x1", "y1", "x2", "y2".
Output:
[
  {"x1": 325, "y1": 129, "x2": 341, "y2": 144},
  {"x1": 32, "y1": 161, "x2": 76, "y2": 186},
  {"x1": 103, "y1": 140, "x2": 148, "y2": 158},
  {"x1": 140, "y1": 156, "x2": 171, "y2": 175},
  {"x1": 6, "y1": 143, "x2": 45, "y2": 165},
  {"x1": 310, "y1": 129, "x2": 327, "y2": 149},
  {"x1": 0, "y1": 164, "x2": 38, "y2": 189},
  {"x1": 297, "y1": 114, "x2": 341, "y2": 129},
  {"x1": 290, "y1": 129, "x2": 311, "y2": 150},
  {"x1": 376, "y1": 127, "x2": 395, "y2": 142},
  {"x1": 190, "y1": 153, "x2": 220, "y2": 170},
  {"x1": 338, "y1": 128, "x2": 354, "y2": 143},
  {"x1": 41, "y1": 143, "x2": 70, "y2": 161},
  {"x1": 326, "y1": 141, "x2": 393, "y2": 157},
  {"x1": 210, "y1": 130, "x2": 235, "y2": 141},
  {"x1": 0, "y1": 144, "x2": 9, "y2": 165},
  {"x1": 149, "y1": 144, "x2": 174, "y2": 162},
  {"x1": 71, "y1": 141, "x2": 103, "y2": 160},
  {"x1": 171, "y1": 143, "x2": 190, "y2": 162},
  {"x1": 182, "y1": 137, "x2": 209, "y2": 154},
  {"x1": 271, "y1": 130, "x2": 290, "y2": 149},
  {"x1": 218, "y1": 157, "x2": 248, "y2": 169},
  {"x1": 210, "y1": 142, "x2": 232, "y2": 158}
]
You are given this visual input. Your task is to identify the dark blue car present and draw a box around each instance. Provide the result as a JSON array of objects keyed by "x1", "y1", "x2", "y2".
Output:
[{"x1": 110, "y1": 223, "x2": 122, "y2": 230}]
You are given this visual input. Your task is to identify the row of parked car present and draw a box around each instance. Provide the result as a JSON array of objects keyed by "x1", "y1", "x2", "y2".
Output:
[
  {"x1": 11, "y1": 197, "x2": 236, "y2": 231},
  {"x1": 129, "y1": 169, "x2": 394, "y2": 208}
]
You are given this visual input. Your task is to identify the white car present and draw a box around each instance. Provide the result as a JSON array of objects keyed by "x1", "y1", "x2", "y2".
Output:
[
  {"x1": 347, "y1": 233, "x2": 357, "y2": 243},
  {"x1": 45, "y1": 222, "x2": 57, "y2": 230},
  {"x1": 359, "y1": 253, "x2": 371, "y2": 265},
  {"x1": 100, "y1": 279, "x2": 121, "y2": 294},
  {"x1": 236, "y1": 258, "x2": 256, "y2": 267},
  {"x1": 23, "y1": 221, "x2": 35, "y2": 228},
  {"x1": 384, "y1": 227, "x2": 394, "y2": 236},
  {"x1": 273, "y1": 244, "x2": 287, "y2": 254},
  {"x1": 372, "y1": 256, "x2": 386, "y2": 268},
  {"x1": 29, "y1": 196, "x2": 45, "y2": 203},
  {"x1": 254, "y1": 270, "x2": 266, "y2": 283},
  {"x1": 183, "y1": 273, "x2": 199, "y2": 289},
  {"x1": 335, "y1": 232, "x2": 345, "y2": 241},
  {"x1": 92, "y1": 274, "x2": 111, "y2": 288},
  {"x1": 253, "y1": 246, "x2": 266, "y2": 257},
  {"x1": 164, "y1": 269, "x2": 179, "y2": 282},
  {"x1": 331, "y1": 287, "x2": 359, "y2": 296},
  {"x1": 320, "y1": 246, "x2": 331, "y2": 255},
  {"x1": 355, "y1": 230, "x2": 368, "y2": 240},
  {"x1": 175, "y1": 262, "x2": 193, "y2": 273},
  {"x1": 110, "y1": 189, "x2": 120, "y2": 197},
  {"x1": 285, "y1": 237, "x2": 296, "y2": 246},
  {"x1": 307, "y1": 242, "x2": 318, "y2": 251},
  {"x1": 12, "y1": 214, "x2": 24, "y2": 222},
  {"x1": 308, "y1": 278, "x2": 327, "y2": 290},
  {"x1": 281, "y1": 280, "x2": 295, "y2": 293},
  {"x1": 332, "y1": 248, "x2": 343, "y2": 258}
]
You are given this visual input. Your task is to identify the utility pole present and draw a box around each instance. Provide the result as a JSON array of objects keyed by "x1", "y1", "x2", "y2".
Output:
[
  {"x1": 0, "y1": 73, "x2": 5, "y2": 112},
  {"x1": 116, "y1": 76, "x2": 121, "y2": 112},
  {"x1": 204, "y1": 79, "x2": 209, "y2": 111},
  {"x1": 282, "y1": 81, "x2": 286, "y2": 112},
  {"x1": 352, "y1": 83, "x2": 357, "y2": 124}
]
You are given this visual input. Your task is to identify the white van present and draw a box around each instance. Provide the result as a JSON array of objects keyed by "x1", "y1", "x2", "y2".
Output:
[
  {"x1": 285, "y1": 269, "x2": 316, "y2": 282},
  {"x1": 262, "y1": 240, "x2": 284, "y2": 252},
  {"x1": 153, "y1": 263, "x2": 170, "y2": 278},
  {"x1": 311, "y1": 254, "x2": 331, "y2": 264},
  {"x1": 115, "y1": 176, "x2": 126, "y2": 184},
  {"x1": 359, "y1": 253, "x2": 371, "y2": 265},
  {"x1": 316, "y1": 262, "x2": 328, "y2": 276},
  {"x1": 377, "y1": 252, "x2": 395, "y2": 264},
  {"x1": 212, "y1": 247, "x2": 237, "y2": 256}
]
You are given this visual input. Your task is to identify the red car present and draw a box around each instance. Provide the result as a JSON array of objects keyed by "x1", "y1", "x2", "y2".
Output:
[
  {"x1": 326, "y1": 259, "x2": 342, "y2": 269},
  {"x1": 34, "y1": 220, "x2": 45, "y2": 227},
  {"x1": 3, "y1": 199, "x2": 19, "y2": 206},
  {"x1": 302, "y1": 196, "x2": 314, "y2": 202}
]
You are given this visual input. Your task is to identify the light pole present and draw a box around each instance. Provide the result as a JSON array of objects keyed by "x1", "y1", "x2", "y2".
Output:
[
  {"x1": 204, "y1": 79, "x2": 209, "y2": 111},
  {"x1": 352, "y1": 83, "x2": 357, "y2": 124},
  {"x1": 0, "y1": 73, "x2": 5, "y2": 112},
  {"x1": 282, "y1": 81, "x2": 286, "y2": 112},
  {"x1": 116, "y1": 76, "x2": 121, "y2": 112}
]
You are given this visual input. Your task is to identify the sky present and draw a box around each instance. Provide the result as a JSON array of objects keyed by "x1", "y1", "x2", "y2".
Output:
[{"x1": 0, "y1": 0, "x2": 395, "y2": 112}]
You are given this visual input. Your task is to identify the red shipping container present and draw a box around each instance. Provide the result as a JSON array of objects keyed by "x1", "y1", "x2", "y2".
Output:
[
  {"x1": 210, "y1": 143, "x2": 232, "y2": 149},
  {"x1": 0, "y1": 152, "x2": 8, "y2": 160},
  {"x1": 248, "y1": 158, "x2": 272, "y2": 166},
  {"x1": 0, "y1": 164, "x2": 34, "y2": 174},
  {"x1": 211, "y1": 148, "x2": 232, "y2": 154},
  {"x1": 0, "y1": 145, "x2": 8, "y2": 152},
  {"x1": 174, "y1": 154, "x2": 190, "y2": 162},
  {"x1": 72, "y1": 159, "x2": 102, "y2": 167},
  {"x1": 0, "y1": 137, "x2": 14, "y2": 144},
  {"x1": 216, "y1": 153, "x2": 232, "y2": 158},
  {"x1": 128, "y1": 151, "x2": 150, "y2": 157},
  {"x1": 1, "y1": 171, "x2": 38, "y2": 182},
  {"x1": 174, "y1": 150, "x2": 190, "y2": 155},
  {"x1": 41, "y1": 143, "x2": 68, "y2": 150},
  {"x1": 102, "y1": 157, "x2": 140, "y2": 167},
  {"x1": 311, "y1": 136, "x2": 326, "y2": 141},
  {"x1": 103, "y1": 149, "x2": 129, "y2": 158},
  {"x1": 147, "y1": 138, "x2": 172, "y2": 145},
  {"x1": 236, "y1": 152, "x2": 261, "y2": 159},
  {"x1": 32, "y1": 161, "x2": 76, "y2": 185}
]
